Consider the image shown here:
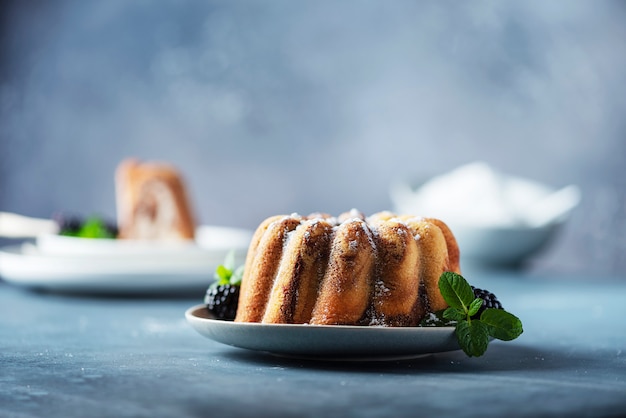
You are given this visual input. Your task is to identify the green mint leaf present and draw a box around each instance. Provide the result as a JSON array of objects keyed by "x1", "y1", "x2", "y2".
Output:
[
  {"x1": 75, "y1": 217, "x2": 115, "y2": 239},
  {"x1": 214, "y1": 265, "x2": 232, "y2": 284},
  {"x1": 212, "y1": 251, "x2": 245, "y2": 286},
  {"x1": 455, "y1": 319, "x2": 490, "y2": 357},
  {"x1": 438, "y1": 272, "x2": 475, "y2": 310},
  {"x1": 443, "y1": 307, "x2": 466, "y2": 322},
  {"x1": 230, "y1": 265, "x2": 244, "y2": 286},
  {"x1": 468, "y1": 298, "x2": 484, "y2": 317},
  {"x1": 435, "y1": 272, "x2": 524, "y2": 357},
  {"x1": 481, "y1": 309, "x2": 524, "y2": 341}
]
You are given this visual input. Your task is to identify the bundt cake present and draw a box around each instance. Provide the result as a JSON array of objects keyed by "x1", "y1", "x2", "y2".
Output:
[
  {"x1": 115, "y1": 158, "x2": 196, "y2": 240},
  {"x1": 235, "y1": 210, "x2": 461, "y2": 327}
]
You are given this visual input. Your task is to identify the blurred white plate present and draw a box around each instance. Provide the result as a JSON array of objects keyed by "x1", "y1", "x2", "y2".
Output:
[
  {"x1": 185, "y1": 305, "x2": 460, "y2": 361},
  {"x1": 0, "y1": 226, "x2": 252, "y2": 294},
  {"x1": 36, "y1": 225, "x2": 252, "y2": 256}
]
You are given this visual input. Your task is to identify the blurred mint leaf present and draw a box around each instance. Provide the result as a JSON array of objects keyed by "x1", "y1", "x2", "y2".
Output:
[
  {"x1": 212, "y1": 250, "x2": 244, "y2": 287},
  {"x1": 223, "y1": 250, "x2": 236, "y2": 271},
  {"x1": 230, "y1": 265, "x2": 244, "y2": 286},
  {"x1": 214, "y1": 265, "x2": 232, "y2": 285},
  {"x1": 76, "y1": 217, "x2": 115, "y2": 239}
]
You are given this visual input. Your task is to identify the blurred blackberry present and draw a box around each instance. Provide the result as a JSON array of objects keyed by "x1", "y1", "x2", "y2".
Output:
[
  {"x1": 103, "y1": 220, "x2": 118, "y2": 237},
  {"x1": 471, "y1": 286, "x2": 503, "y2": 319},
  {"x1": 54, "y1": 213, "x2": 118, "y2": 237},
  {"x1": 54, "y1": 214, "x2": 84, "y2": 235},
  {"x1": 205, "y1": 284, "x2": 240, "y2": 320}
]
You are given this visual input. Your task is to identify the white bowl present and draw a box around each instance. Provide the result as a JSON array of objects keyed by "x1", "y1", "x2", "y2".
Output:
[
  {"x1": 451, "y1": 222, "x2": 563, "y2": 268},
  {"x1": 390, "y1": 163, "x2": 580, "y2": 268}
]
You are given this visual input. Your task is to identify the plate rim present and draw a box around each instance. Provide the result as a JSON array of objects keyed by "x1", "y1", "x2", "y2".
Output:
[
  {"x1": 0, "y1": 225, "x2": 253, "y2": 294},
  {"x1": 185, "y1": 304, "x2": 460, "y2": 361},
  {"x1": 35, "y1": 224, "x2": 253, "y2": 256}
]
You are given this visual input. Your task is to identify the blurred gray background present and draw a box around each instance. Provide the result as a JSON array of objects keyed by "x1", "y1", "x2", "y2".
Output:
[{"x1": 1, "y1": 1, "x2": 625, "y2": 276}]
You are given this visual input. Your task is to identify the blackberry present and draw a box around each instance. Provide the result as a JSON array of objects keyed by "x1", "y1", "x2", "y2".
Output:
[
  {"x1": 55, "y1": 213, "x2": 118, "y2": 238},
  {"x1": 471, "y1": 286, "x2": 503, "y2": 319},
  {"x1": 55, "y1": 214, "x2": 84, "y2": 235},
  {"x1": 205, "y1": 284, "x2": 240, "y2": 320}
]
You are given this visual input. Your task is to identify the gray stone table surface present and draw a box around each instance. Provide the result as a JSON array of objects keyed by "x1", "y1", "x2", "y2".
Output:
[{"x1": 1, "y1": 273, "x2": 625, "y2": 418}]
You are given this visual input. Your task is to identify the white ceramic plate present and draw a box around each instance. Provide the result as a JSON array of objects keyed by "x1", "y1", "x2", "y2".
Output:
[
  {"x1": 0, "y1": 226, "x2": 253, "y2": 295},
  {"x1": 36, "y1": 225, "x2": 252, "y2": 256},
  {"x1": 185, "y1": 304, "x2": 460, "y2": 361}
]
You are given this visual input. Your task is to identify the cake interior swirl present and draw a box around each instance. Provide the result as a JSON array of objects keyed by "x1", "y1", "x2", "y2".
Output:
[{"x1": 115, "y1": 158, "x2": 196, "y2": 241}]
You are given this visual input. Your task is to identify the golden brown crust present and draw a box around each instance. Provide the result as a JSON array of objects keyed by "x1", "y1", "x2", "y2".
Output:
[
  {"x1": 236, "y1": 215, "x2": 284, "y2": 322},
  {"x1": 400, "y1": 217, "x2": 450, "y2": 312},
  {"x1": 366, "y1": 211, "x2": 396, "y2": 223},
  {"x1": 337, "y1": 209, "x2": 366, "y2": 223},
  {"x1": 235, "y1": 210, "x2": 462, "y2": 326},
  {"x1": 310, "y1": 219, "x2": 375, "y2": 325},
  {"x1": 369, "y1": 219, "x2": 422, "y2": 326},
  {"x1": 424, "y1": 217, "x2": 461, "y2": 274},
  {"x1": 262, "y1": 219, "x2": 333, "y2": 323},
  {"x1": 115, "y1": 158, "x2": 196, "y2": 240},
  {"x1": 241, "y1": 215, "x2": 285, "y2": 288},
  {"x1": 235, "y1": 215, "x2": 301, "y2": 322}
]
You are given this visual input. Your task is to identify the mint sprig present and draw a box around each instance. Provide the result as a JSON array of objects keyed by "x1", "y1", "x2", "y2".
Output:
[
  {"x1": 438, "y1": 272, "x2": 523, "y2": 357},
  {"x1": 60, "y1": 217, "x2": 116, "y2": 239},
  {"x1": 213, "y1": 250, "x2": 244, "y2": 287}
]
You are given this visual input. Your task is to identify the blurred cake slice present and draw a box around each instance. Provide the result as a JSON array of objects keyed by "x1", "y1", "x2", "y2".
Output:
[{"x1": 115, "y1": 158, "x2": 196, "y2": 240}]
